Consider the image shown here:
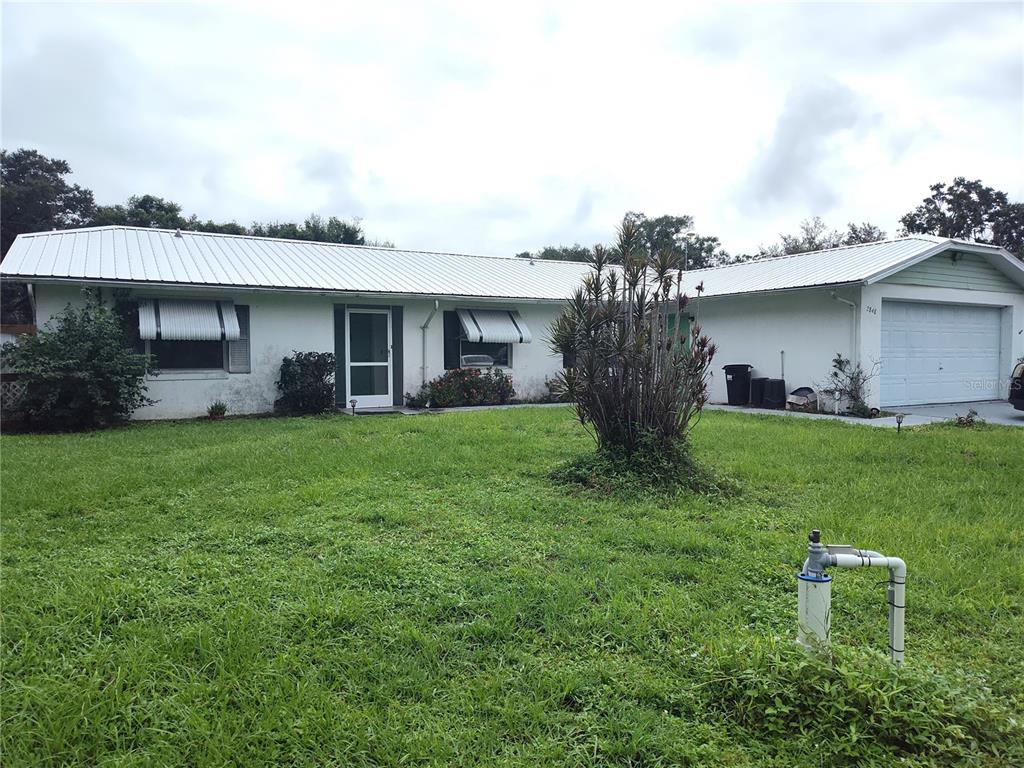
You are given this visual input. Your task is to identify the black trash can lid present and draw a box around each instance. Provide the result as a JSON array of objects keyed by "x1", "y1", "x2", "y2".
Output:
[{"x1": 722, "y1": 364, "x2": 752, "y2": 371}]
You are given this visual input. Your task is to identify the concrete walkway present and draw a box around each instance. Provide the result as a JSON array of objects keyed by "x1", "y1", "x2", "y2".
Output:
[
  {"x1": 353, "y1": 399, "x2": 1024, "y2": 427},
  {"x1": 706, "y1": 400, "x2": 1024, "y2": 428}
]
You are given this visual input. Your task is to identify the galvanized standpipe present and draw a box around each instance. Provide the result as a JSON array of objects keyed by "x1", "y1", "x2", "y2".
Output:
[{"x1": 797, "y1": 529, "x2": 906, "y2": 665}]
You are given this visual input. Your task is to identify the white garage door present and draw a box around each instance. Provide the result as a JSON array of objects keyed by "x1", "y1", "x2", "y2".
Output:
[{"x1": 880, "y1": 301, "x2": 1002, "y2": 406}]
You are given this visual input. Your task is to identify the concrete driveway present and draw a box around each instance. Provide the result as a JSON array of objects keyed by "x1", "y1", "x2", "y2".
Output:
[
  {"x1": 707, "y1": 400, "x2": 1024, "y2": 427},
  {"x1": 892, "y1": 400, "x2": 1024, "y2": 427}
]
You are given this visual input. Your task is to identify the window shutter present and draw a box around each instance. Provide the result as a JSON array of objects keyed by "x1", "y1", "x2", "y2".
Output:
[
  {"x1": 443, "y1": 311, "x2": 461, "y2": 370},
  {"x1": 227, "y1": 304, "x2": 251, "y2": 373}
]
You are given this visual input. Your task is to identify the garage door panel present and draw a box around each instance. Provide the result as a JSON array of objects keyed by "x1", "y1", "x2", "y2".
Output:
[{"x1": 880, "y1": 300, "x2": 1002, "y2": 406}]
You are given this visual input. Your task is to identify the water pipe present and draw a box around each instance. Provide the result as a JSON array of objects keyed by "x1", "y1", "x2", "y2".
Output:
[{"x1": 797, "y1": 529, "x2": 906, "y2": 665}]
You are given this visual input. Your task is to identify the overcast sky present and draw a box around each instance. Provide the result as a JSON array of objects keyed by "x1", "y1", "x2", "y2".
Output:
[{"x1": 3, "y1": 1, "x2": 1022, "y2": 255}]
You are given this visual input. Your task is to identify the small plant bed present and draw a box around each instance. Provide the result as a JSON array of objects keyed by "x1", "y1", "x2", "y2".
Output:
[
  {"x1": 206, "y1": 400, "x2": 228, "y2": 420},
  {"x1": 405, "y1": 367, "x2": 514, "y2": 409}
]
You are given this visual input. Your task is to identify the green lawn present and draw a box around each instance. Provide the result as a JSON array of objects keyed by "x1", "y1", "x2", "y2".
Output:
[{"x1": 2, "y1": 408, "x2": 1022, "y2": 766}]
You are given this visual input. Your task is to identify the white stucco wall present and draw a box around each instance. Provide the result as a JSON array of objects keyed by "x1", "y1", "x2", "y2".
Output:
[
  {"x1": 31, "y1": 284, "x2": 566, "y2": 419},
  {"x1": 34, "y1": 284, "x2": 336, "y2": 419},
  {"x1": 858, "y1": 282, "x2": 1024, "y2": 406},
  {"x1": 693, "y1": 287, "x2": 860, "y2": 406},
  {"x1": 360, "y1": 297, "x2": 563, "y2": 401}
]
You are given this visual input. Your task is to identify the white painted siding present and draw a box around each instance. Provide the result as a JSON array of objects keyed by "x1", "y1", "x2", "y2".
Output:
[{"x1": 693, "y1": 288, "x2": 858, "y2": 405}]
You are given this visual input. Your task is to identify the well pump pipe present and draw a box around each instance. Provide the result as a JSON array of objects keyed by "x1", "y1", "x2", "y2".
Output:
[
  {"x1": 797, "y1": 529, "x2": 906, "y2": 665},
  {"x1": 829, "y1": 551, "x2": 906, "y2": 665}
]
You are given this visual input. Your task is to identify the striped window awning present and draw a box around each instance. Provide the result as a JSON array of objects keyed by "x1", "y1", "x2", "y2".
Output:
[
  {"x1": 138, "y1": 299, "x2": 241, "y2": 341},
  {"x1": 456, "y1": 308, "x2": 532, "y2": 344}
]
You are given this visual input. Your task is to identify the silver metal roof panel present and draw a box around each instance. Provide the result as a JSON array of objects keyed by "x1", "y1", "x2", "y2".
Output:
[{"x1": 3, "y1": 227, "x2": 1019, "y2": 301}]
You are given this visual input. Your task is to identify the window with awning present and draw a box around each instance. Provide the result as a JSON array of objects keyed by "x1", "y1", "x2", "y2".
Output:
[
  {"x1": 444, "y1": 309, "x2": 532, "y2": 370},
  {"x1": 455, "y1": 309, "x2": 532, "y2": 344},
  {"x1": 138, "y1": 299, "x2": 241, "y2": 341},
  {"x1": 136, "y1": 299, "x2": 249, "y2": 372}
]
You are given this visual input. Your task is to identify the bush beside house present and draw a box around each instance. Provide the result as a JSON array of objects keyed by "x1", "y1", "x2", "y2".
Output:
[
  {"x1": 0, "y1": 292, "x2": 153, "y2": 431},
  {"x1": 405, "y1": 368, "x2": 515, "y2": 409},
  {"x1": 274, "y1": 351, "x2": 336, "y2": 415}
]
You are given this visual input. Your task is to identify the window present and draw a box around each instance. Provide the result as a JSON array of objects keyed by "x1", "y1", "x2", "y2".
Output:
[
  {"x1": 150, "y1": 339, "x2": 224, "y2": 370},
  {"x1": 136, "y1": 300, "x2": 250, "y2": 373},
  {"x1": 461, "y1": 339, "x2": 511, "y2": 367},
  {"x1": 443, "y1": 310, "x2": 515, "y2": 369}
]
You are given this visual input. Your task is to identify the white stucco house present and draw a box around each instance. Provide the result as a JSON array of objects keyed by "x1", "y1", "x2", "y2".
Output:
[{"x1": 1, "y1": 226, "x2": 1022, "y2": 419}]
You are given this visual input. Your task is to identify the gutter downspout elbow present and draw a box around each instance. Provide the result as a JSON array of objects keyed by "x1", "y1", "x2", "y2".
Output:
[{"x1": 420, "y1": 300, "x2": 440, "y2": 385}]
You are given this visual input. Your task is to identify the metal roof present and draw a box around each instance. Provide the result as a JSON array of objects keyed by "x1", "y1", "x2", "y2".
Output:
[
  {"x1": 679, "y1": 236, "x2": 1024, "y2": 298},
  {"x1": 0, "y1": 226, "x2": 593, "y2": 302},
  {"x1": 2, "y1": 226, "x2": 1020, "y2": 302}
]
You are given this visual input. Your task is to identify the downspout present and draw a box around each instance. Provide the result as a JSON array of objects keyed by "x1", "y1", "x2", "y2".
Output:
[
  {"x1": 420, "y1": 300, "x2": 439, "y2": 385},
  {"x1": 830, "y1": 291, "x2": 858, "y2": 365},
  {"x1": 831, "y1": 291, "x2": 858, "y2": 414}
]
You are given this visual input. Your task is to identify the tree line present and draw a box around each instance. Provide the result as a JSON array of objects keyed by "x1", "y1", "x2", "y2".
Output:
[
  {"x1": 517, "y1": 179, "x2": 1023, "y2": 268},
  {"x1": 3, "y1": 147, "x2": 1021, "y2": 269},
  {"x1": 0, "y1": 148, "x2": 391, "y2": 257}
]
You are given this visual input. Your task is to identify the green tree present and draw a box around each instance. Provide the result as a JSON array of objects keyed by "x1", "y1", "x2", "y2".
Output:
[
  {"x1": 755, "y1": 217, "x2": 886, "y2": 258},
  {"x1": 525, "y1": 212, "x2": 731, "y2": 270},
  {"x1": 992, "y1": 203, "x2": 1023, "y2": 260},
  {"x1": 899, "y1": 178, "x2": 1009, "y2": 243},
  {"x1": 844, "y1": 221, "x2": 887, "y2": 245},
  {"x1": 622, "y1": 211, "x2": 694, "y2": 264},
  {"x1": 1, "y1": 290, "x2": 154, "y2": 431},
  {"x1": 680, "y1": 233, "x2": 731, "y2": 270},
  {"x1": 518, "y1": 244, "x2": 594, "y2": 262},
  {"x1": 250, "y1": 214, "x2": 365, "y2": 245},
  {"x1": 93, "y1": 194, "x2": 187, "y2": 229},
  {"x1": 0, "y1": 148, "x2": 95, "y2": 256},
  {"x1": 183, "y1": 216, "x2": 248, "y2": 235}
]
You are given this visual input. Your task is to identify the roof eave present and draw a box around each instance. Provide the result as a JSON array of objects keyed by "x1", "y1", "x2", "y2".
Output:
[{"x1": 0, "y1": 274, "x2": 568, "y2": 305}]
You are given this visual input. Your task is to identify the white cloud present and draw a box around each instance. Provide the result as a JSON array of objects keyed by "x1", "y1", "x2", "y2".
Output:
[{"x1": 2, "y1": 1, "x2": 1021, "y2": 255}]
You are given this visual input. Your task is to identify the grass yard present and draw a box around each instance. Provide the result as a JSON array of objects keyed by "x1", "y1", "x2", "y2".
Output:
[{"x1": 2, "y1": 407, "x2": 1022, "y2": 766}]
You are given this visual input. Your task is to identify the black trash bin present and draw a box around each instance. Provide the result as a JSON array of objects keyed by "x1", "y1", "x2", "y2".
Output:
[
  {"x1": 722, "y1": 364, "x2": 753, "y2": 406},
  {"x1": 750, "y1": 377, "x2": 769, "y2": 407},
  {"x1": 764, "y1": 378, "x2": 787, "y2": 409}
]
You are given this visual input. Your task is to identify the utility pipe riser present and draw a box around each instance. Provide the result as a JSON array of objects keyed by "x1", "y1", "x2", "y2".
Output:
[
  {"x1": 797, "y1": 574, "x2": 831, "y2": 651},
  {"x1": 888, "y1": 569, "x2": 906, "y2": 665}
]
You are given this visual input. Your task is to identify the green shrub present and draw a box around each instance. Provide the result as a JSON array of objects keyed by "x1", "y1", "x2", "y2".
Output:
[
  {"x1": 274, "y1": 351, "x2": 336, "y2": 415},
  {"x1": 207, "y1": 400, "x2": 228, "y2": 418},
  {"x1": 0, "y1": 291, "x2": 153, "y2": 431},
  {"x1": 547, "y1": 219, "x2": 716, "y2": 489},
  {"x1": 695, "y1": 638, "x2": 1024, "y2": 763},
  {"x1": 405, "y1": 368, "x2": 515, "y2": 408}
]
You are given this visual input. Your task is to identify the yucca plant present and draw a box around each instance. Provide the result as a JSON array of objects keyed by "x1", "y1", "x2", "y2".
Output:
[{"x1": 547, "y1": 220, "x2": 716, "y2": 483}]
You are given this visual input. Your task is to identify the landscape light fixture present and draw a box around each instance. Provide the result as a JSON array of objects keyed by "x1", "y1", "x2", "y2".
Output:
[
  {"x1": 349, "y1": 398, "x2": 357, "y2": 416},
  {"x1": 895, "y1": 412, "x2": 905, "y2": 433}
]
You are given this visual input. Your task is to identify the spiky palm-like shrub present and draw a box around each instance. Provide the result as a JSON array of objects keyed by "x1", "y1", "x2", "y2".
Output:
[{"x1": 547, "y1": 220, "x2": 716, "y2": 483}]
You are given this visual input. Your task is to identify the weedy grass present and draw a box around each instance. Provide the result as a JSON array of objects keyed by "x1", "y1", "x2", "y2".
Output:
[{"x1": 2, "y1": 408, "x2": 1022, "y2": 766}]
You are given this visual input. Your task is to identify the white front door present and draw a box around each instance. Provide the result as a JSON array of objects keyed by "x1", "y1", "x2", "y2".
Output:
[
  {"x1": 346, "y1": 308, "x2": 392, "y2": 409},
  {"x1": 880, "y1": 300, "x2": 1002, "y2": 406}
]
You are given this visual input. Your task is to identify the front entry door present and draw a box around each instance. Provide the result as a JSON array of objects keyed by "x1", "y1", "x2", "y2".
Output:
[{"x1": 347, "y1": 308, "x2": 392, "y2": 408}]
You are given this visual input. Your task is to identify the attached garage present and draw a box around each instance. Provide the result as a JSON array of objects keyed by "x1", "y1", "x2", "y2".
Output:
[{"x1": 880, "y1": 301, "x2": 1003, "y2": 406}]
